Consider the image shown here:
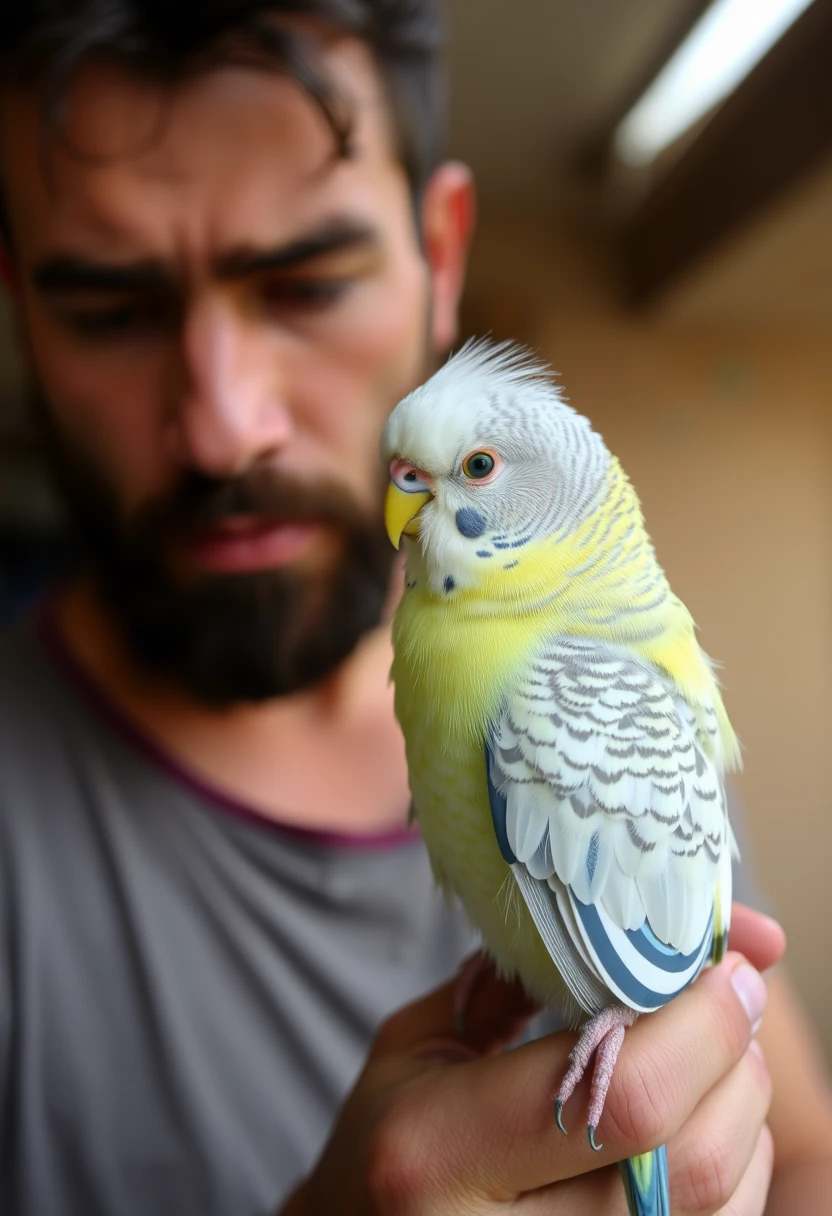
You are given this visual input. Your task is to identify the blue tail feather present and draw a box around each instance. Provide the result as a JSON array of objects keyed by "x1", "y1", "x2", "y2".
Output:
[{"x1": 620, "y1": 1145, "x2": 670, "y2": 1216}]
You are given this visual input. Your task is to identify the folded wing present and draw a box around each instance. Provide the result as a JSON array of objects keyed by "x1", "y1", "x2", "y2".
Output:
[{"x1": 487, "y1": 635, "x2": 734, "y2": 1014}]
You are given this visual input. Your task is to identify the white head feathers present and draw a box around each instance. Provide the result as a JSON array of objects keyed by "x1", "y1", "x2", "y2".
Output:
[
  {"x1": 380, "y1": 340, "x2": 612, "y2": 599},
  {"x1": 382, "y1": 339, "x2": 576, "y2": 475}
]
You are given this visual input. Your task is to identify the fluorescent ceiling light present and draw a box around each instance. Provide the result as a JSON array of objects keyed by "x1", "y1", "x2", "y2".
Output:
[{"x1": 614, "y1": 0, "x2": 815, "y2": 166}]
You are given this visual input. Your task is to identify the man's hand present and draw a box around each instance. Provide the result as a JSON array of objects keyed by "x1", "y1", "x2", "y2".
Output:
[{"x1": 285, "y1": 904, "x2": 784, "y2": 1214}]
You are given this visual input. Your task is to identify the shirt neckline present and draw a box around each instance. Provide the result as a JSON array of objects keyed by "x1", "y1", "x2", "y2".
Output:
[{"x1": 36, "y1": 600, "x2": 421, "y2": 852}]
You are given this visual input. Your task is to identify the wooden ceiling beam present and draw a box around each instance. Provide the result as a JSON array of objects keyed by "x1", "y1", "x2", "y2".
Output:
[
  {"x1": 621, "y1": 0, "x2": 832, "y2": 305},
  {"x1": 574, "y1": 0, "x2": 715, "y2": 179}
]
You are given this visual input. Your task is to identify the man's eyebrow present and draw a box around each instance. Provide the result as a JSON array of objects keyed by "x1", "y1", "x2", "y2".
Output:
[
  {"x1": 215, "y1": 221, "x2": 381, "y2": 278},
  {"x1": 33, "y1": 257, "x2": 170, "y2": 294},
  {"x1": 31, "y1": 222, "x2": 382, "y2": 295}
]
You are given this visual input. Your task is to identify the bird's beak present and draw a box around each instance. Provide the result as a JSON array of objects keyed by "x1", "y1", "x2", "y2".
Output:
[{"x1": 385, "y1": 482, "x2": 433, "y2": 550}]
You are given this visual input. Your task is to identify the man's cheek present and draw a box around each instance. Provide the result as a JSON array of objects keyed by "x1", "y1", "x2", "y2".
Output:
[{"x1": 39, "y1": 381, "x2": 171, "y2": 513}]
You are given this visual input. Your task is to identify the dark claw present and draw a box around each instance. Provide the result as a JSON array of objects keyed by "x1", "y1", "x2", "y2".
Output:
[
  {"x1": 587, "y1": 1124, "x2": 603, "y2": 1152},
  {"x1": 453, "y1": 1011, "x2": 465, "y2": 1036},
  {"x1": 555, "y1": 1099, "x2": 567, "y2": 1136}
]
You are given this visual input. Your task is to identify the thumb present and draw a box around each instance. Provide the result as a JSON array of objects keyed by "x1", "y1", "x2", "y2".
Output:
[
  {"x1": 373, "y1": 952, "x2": 539, "y2": 1063},
  {"x1": 728, "y1": 903, "x2": 786, "y2": 972}
]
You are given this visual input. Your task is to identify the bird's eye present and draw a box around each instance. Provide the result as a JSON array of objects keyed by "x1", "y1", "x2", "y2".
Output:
[{"x1": 462, "y1": 451, "x2": 497, "y2": 480}]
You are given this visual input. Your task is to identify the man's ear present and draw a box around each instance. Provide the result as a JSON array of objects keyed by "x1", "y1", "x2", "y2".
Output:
[{"x1": 421, "y1": 161, "x2": 476, "y2": 353}]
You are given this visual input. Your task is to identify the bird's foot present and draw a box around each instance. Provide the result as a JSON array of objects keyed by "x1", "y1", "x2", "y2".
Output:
[
  {"x1": 453, "y1": 949, "x2": 491, "y2": 1035},
  {"x1": 554, "y1": 1004, "x2": 638, "y2": 1150}
]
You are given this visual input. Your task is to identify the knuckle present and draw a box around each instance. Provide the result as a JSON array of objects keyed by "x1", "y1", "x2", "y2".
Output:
[
  {"x1": 672, "y1": 1133, "x2": 739, "y2": 1213},
  {"x1": 605, "y1": 1052, "x2": 673, "y2": 1149},
  {"x1": 717, "y1": 1127, "x2": 775, "y2": 1216},
  {"x1": 364, "y1": 1091, "x2": 442, "y2": 1211}
]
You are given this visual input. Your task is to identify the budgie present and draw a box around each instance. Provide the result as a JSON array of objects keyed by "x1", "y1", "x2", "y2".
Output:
[{"x1": 381, "y1": 340, "x2": 739, "y2": 1216}]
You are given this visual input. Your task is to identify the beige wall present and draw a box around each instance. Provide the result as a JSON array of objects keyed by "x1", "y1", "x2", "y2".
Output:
[{"x1": 463, "y1": 217, "x2": 832, "y2": 1057}]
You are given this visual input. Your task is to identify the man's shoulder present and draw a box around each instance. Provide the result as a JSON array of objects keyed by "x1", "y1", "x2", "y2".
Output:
[
  {"x1": 0, "y1": 614, "x2": 64, "y2": 720},
  {"x1": 0, "y1": 612, "x2": 88, "y2": 792}
]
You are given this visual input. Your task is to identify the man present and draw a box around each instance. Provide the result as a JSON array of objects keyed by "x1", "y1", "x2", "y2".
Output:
[{"x1": 0, "y1": 3, "x2": 829, "y2": 1213}]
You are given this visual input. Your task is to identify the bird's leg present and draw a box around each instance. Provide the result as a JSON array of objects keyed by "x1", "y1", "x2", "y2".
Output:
[
  {"x1": 453, "y1": 949, "x2": 492, "y2": 1034},
  {"x1": 554, "y1": 1004, "x2": 638, "y2": 1151}
]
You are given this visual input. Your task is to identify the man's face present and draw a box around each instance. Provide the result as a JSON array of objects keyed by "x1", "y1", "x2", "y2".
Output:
[{"x1": 0, "y1": 38, "x2": 458, "y2": 702}]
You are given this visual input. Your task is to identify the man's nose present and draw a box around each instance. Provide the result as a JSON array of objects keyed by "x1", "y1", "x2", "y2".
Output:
[{"x1": 167, "y1": 299, "x2": 294, "y2": 478}]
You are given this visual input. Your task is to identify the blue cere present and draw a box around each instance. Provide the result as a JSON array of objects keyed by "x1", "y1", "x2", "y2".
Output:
[
  {"x1": 476, "y1": 550, "x2": 492, "y2": 558},
  {"x1": 455, "y1": 508, "x2": 486, "y2": 539},
  {"x1": 443, "y1": 575, "x2": 456, "y2": 593}
]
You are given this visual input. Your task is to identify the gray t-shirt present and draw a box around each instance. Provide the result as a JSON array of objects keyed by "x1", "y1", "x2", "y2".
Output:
[{"x1": 0, "y1": 613, "x2": 760, "y2": 1216}]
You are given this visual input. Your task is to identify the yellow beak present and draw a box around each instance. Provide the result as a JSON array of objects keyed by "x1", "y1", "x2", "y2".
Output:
[{"x1": 384, "y1": 482, "x2": 432, "y2": 550}]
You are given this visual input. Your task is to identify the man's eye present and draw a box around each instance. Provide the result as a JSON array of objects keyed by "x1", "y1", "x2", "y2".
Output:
[
  {"x1": 262, "y1": 278, "x2": 352, "y2": 308},
  {"x1": 63, "y1": 303, "x2": 164, "y2": 339}
]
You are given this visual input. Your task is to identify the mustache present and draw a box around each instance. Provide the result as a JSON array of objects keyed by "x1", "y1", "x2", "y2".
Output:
[{"x1": 132, "y1": 466, "x2": 382, "y2": 544}]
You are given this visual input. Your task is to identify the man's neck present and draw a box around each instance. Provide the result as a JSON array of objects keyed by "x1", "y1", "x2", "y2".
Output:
[{"x1": 54, "y1": 581, "x2": 412, "y2": 836}]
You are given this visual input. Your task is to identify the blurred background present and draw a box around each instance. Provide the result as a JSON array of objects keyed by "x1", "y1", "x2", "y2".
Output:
[
  {"x1": 1, "y1": 0, "x2": 830, "y2": 1053},
  {"x1": 448, "y1": 0, "x2": 832, "y2": 1059}
]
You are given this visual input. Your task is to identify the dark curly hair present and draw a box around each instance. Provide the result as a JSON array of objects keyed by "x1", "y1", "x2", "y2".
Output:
[{"x1": 0, "y1": 0, "x2": 446, "y2": 234}]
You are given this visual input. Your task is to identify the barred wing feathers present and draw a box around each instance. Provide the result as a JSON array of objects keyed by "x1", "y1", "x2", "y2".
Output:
[{"x1": 487, "y1": 636, "x2": 734, "y2": 1014}]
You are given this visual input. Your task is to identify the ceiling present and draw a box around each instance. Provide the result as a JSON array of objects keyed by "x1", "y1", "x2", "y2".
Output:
[
  {"x1": 444, "y1": 0, "x2": 832, "y2": 326},
  {"x1": 444, "y1": 0, "x2": 696, "y2": 211},
  {"x1": 654, "y1": 152, "x2": 832, "y2": 328}
]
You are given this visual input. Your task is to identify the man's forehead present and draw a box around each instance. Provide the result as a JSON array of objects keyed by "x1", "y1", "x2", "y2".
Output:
[{"x1": 0, "y1": 37, "x2": 403, "y2": 263}]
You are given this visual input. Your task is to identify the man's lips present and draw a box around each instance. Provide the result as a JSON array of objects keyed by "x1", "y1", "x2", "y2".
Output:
[{"x1": 181, "y1": 515, "x2": 324, "y2": 574}]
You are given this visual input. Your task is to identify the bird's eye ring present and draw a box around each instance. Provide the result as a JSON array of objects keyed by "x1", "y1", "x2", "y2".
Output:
[{"x1": 462, "y1": 450, "x2": 499, "y2": 481}]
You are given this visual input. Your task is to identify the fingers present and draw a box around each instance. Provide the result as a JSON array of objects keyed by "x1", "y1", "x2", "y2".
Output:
[
  {"x1": 597, "y1": 955, "x2": 766, "y2": 1159},
  {"x1": 513, "y1": 1165, "x2": 625, "y2": 1214},
  {"x1": 372, "y1": 954, "x2": 537, "y2": 1064},
  {"x1": 728, "y1": 905, "x2": 786, "y2": 973},
  {"x1": 371, "y1": 904, "x2": 783, "y2": 1066},
  {"x1": 667, "y1": 1041, "x2": 772, "y2": 1214},
  {"x1": 471, "y1": 1121, "x2": 774, "y2": 1216},
  {"x1": 366, "y1": 950, "x2": 766, "y2": 1202},
  {"x1": 717, "y1": 1125, "x2": 774, "y2": 1216},
  {"x1": 362, "y1": 929, "x2": 778, "y2": 1209}
]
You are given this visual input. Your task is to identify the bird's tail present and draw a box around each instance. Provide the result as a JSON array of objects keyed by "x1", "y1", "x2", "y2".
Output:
[{"x1": 619, "y1": 1145, "x2": 670, "y2": 1216}]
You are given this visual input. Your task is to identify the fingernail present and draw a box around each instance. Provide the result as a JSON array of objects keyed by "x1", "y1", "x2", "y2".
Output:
[
  {"x1": 731, "y1": 962, "x2": 768, "y2": 1027},
  {"x1": 748, "y1": 1038, "x2": 766, "y2": 1063}
]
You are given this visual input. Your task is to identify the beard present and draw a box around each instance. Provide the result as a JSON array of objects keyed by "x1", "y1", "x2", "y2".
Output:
[{"x1": 36, "y1": 399, "x2": 397, "y2": 707}]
